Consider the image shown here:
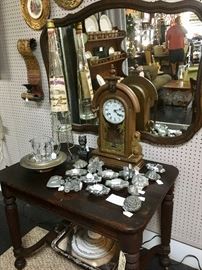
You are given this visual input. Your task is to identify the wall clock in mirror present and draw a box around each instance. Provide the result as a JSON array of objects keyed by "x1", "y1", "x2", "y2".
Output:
[
  {"x1": 53, "y1": 0, "x2": 83, "y2": 10},
  {"x1": 20, "y1": 0, "x2": 50, "y2": 30}
]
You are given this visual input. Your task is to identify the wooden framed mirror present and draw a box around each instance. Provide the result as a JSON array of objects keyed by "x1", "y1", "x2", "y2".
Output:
[{"x1": 40, "y1": 0, "x2": 202, "y2": 145}]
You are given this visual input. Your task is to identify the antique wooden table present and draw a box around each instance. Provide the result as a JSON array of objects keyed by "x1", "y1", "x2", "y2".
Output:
[
  {"x1": 162, "y1": 79, "x2": 192, "y2": 107},
  {"x1": 0, "y1": 158, "x2": 178, "y2": 270}
]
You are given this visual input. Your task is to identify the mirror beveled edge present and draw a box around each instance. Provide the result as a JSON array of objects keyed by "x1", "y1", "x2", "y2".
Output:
[{"x1": 40, "y1": 0, "x2": 202, "y2": 145}]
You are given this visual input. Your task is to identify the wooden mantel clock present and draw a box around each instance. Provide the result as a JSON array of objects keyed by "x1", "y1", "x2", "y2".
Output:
[{"x1": 92, "y1": 67, "x2": 144, "y2": 169}]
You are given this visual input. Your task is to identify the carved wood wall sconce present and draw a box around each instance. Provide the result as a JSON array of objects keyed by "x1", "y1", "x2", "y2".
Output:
[{"x1": 17, "y1": 38, "x2": 44, "y2": 102}]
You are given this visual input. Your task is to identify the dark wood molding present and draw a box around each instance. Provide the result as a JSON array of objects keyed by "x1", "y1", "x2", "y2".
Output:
[{"x1": 50, "y1": 0, "x2": 202, "y2": 25}]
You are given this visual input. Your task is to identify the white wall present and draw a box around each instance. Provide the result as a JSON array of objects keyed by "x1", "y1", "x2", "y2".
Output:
[{"x1": 0, "y1": 0, "x2": 201, "y2": 258}]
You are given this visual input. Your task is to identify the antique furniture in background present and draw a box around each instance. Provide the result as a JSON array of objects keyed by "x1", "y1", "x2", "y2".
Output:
[
  {"x1": 122, "y1": 74, "x2": 158, "y2": 131},
  {"x1": 85, "y1": 28, "x2": 127, "y2": 90},
  {"x1": 40, "y1": 0, "x2": 202, "y2": 145},
  {"x1": 162, "y1": 80, "x2": 191, "y2": 107}
]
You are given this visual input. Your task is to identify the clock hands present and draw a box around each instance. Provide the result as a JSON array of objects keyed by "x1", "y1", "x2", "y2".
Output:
[
  {"x1": 114, "y1": 109, "x2": 124, "y2": 118},
  {"x1": 103, "y1": 99, "x2": 125, "y2": 124}
]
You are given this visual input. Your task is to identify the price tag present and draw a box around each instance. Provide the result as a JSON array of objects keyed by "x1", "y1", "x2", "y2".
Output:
[
  {"x1": 123, "y1": 211, "x2": 133, "y2": 218},
  {"x1": 51, "y1": 152, "x2": 57, "y2": 160},
  {"x1": 58, "y1": 186, "x2": 64, "y2": 191},
  {"x1": 138, "y1": 196, "x2": 145, "y2": 202},
  {"x1": 106, "y1": 194, "x2": 125, "y2": 206},
  {"x1": 156, "y1": 180, "x2": 163, "y2": 185},
  {"x1": 118, "y1": 251, "x2": 126, "y2": 270}
]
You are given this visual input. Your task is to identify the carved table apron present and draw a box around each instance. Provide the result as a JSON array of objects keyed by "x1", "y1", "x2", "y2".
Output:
[{"x1": 0, "y1": 160, "x2": 178, "y2": 270}]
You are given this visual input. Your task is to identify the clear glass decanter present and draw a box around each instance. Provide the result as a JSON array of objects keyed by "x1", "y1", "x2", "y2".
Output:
[{"x1": 47, "y1": 19, "x2": 73, "y2": 156}]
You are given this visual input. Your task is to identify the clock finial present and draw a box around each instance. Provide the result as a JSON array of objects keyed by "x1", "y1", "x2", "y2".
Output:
[
  {"x1": 105, "y1": 64, "x2": 121, "y2": 92},
  {"x1": 110, "y1": 64, "x2": 116, "y2": 77}
]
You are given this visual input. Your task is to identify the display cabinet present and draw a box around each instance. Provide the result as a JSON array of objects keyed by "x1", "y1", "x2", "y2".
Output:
[{"x1": 85, "y1": 29, "x2": 127, "y2": 89}]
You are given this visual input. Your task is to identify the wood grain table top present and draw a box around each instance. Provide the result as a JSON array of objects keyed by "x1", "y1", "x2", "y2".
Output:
[{"x1": 163, "y1": 80, "x2": 191, "y2": 91}]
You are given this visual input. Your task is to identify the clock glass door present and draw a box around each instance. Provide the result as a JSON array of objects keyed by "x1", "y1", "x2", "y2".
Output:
[{"x1": 102, "y1": 99, "x2": 125, "y2": 154}]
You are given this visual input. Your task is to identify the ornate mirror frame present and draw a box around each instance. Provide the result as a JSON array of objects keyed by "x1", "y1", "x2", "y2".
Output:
[{"x1": 40, "y1": 0, "x2": 202, "y2": 145}]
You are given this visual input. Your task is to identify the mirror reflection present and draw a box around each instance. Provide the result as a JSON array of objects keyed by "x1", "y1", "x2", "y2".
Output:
[
  {"x1": 43, "y1": 7, "x2": 202, "y2": 139},
  {"x1": 124, "y1": 9, "x2": 201, "y2": 137}
]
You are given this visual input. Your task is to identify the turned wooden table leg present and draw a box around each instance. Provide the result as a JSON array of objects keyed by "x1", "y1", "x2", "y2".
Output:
[
  {"x1": 119, "y1": 233, "x2": 142, "y2": 270},
  {"x1": 160, "y1": 184, "x2": 174, "y2": 269},
  {"x1": 2, "y1": 186, "x2": 26, "y2": 270}
]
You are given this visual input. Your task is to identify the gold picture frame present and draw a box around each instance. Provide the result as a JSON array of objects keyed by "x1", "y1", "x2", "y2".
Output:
[
  {"x1": 53, "y1": 0, "x2": 83, "y2": 10},
  {"x1": 20, "y1": 0, "x2": 50, "y2": 30}
]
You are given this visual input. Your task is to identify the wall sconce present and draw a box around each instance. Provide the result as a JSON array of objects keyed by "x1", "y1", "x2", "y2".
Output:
[{"x1": 17, "y1": 38, "x2": 44, "y2": 102}]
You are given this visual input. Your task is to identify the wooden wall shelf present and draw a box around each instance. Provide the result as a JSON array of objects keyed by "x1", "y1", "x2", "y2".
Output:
[
  {"x1": 85, "y1": 29, "x2": 127, "y2": 89},
  {"x1": 89, "y1": 54, "x2": 127, "y2": 67}
]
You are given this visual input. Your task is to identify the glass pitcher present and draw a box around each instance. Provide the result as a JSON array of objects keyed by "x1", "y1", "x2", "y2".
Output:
[{"x1": 29, "y1": 135, "x2": 60, "y2": 163}]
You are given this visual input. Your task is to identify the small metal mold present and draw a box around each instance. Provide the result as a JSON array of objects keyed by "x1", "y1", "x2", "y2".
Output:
[
  {"x1": 132, "y1": 173, "x2": 149, "y2": 188},
  {"x1": 58, "y1": 185, "x2": 65, "y2": 191},
  {"x1": 146, "y1": 163, "x2": 165, "y2": 173},
  {"x1": 65, "y1": 168, "x2": 87, "y2": 177},
  {"x1": 101, "y1": 169, "x2": 119, "y2": 179},
  {"x1": 167, "y1": 129, "x2": 182, "y2": 137},
  {"x1": 86, "y1": 184, "x2": 110, "y2": 196},
  {"x1": 119, "y1": 164, "x2": 138, "y2": 180},
  {"x1": 87, "y1": 157, "x2": 104, "y2": 174},
  {"x1": 73, "y1": 159, "x2": 88, "y2": 169},
  {"x1": 154, "y1": 164, "x2": 165, "y2": 173},
  {"x1": 154, "y1": 123, "x2": 168, "y2": 137},
  {"x1": 105, "y1": 178, "x2": 129, "y2": 190},
  {"x1": 145, "y1": 170, "x2": 161, "y2": 181},
  {"x1": 123, "y1": 195, "x2": 142, "y2": 212},
  {"x1": 64, "y1": 177, "x2": 83, "y2": 193},
  {"x1": 46, "y1": 175, "x2": 64, "y2": 188},
  {"x1": 128, "y1": 185, "x2": 139, "y2": 196},
  {"x1": 80, "y1": 173, "x2": 102, "y2": 184},
  {"x1": 118, "y1": 170, "x2": 129, "y2": 181}
]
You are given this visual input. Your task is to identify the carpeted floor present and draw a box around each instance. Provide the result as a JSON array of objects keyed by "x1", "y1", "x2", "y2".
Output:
[{"x1": 0, "y1": 227, "x2": 83, "y2": 270}]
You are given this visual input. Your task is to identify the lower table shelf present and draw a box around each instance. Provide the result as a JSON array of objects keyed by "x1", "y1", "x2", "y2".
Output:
[{"x1": 51, "y1": 224, "x2": 119, "y2": 270}]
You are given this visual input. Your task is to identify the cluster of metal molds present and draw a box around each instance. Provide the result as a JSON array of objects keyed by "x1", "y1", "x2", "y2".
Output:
[
  {"x1": 150, "y1": 122, "x2": 183, "y2": 137},
  {"x1": 47, "y1": 157, "x2": 165, "y2": 213}
]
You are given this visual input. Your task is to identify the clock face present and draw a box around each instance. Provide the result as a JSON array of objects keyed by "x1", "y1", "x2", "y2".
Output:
[{"x1": 103, "y1": 99, "x2": 125, "y2": 124}]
